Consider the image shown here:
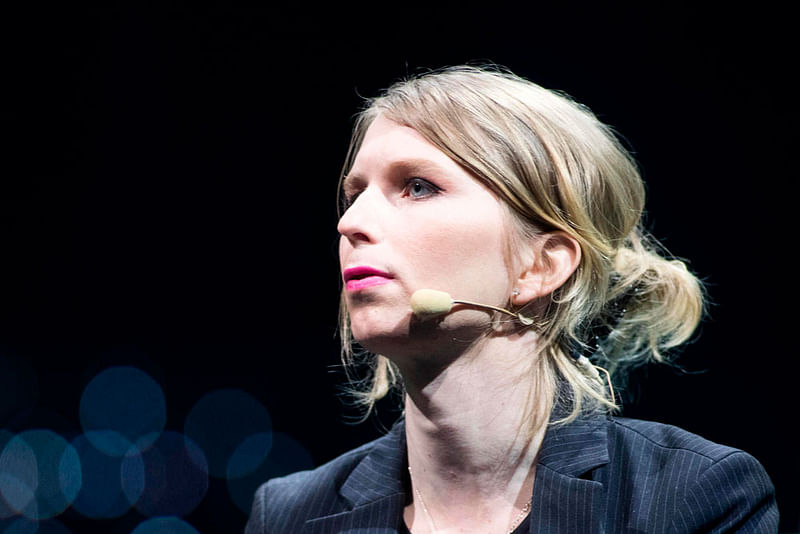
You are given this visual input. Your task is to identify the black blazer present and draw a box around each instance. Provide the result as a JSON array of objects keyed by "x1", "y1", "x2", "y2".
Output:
[{"x1": 245, "y1": 416, "x2": 778, "y2": 533}]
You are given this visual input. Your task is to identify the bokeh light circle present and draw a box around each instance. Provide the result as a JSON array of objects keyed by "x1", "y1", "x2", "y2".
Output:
[
  {"x1": 130, "y1": 431, "x2": 208, "y2": 518},
  {"x1": 227, "y1": 431, "x2": 314, "y2": 514},
  {"x1": 225, "y1": 432, "x2": 272, "y2": 480},
  {"x1": 130, "y1": 516, "x2": 200, "y2": 534},
  {"x1": 0, "y1": 430, "x2": 81, "y2": 520},
  {"x1": 0, "y1": 433, "x2": 37, "y2": 519},
  {"x1": 79, "y1": 367, "x2": 166, "y2": 457},
  {"x1": 184, "y1": 389, "x2": 272, "y2": 479},
  {"x1": 69, "y1": 432, "x2": 145, "y2": 519},
  {"x1": 0, "y1": 430, "x2": 17, "y2": 520},
  {"x1": 0, "y1": 516, "x2": 72, "y2": 534}
]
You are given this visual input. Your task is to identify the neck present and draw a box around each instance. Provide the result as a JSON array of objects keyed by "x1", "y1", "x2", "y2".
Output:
[{"x1": 399, "y1": 330, "x2": 552, "y2": 532}]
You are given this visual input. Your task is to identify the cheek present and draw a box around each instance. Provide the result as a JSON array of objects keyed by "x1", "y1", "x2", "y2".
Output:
[{"x1": 404, "y1": 210, "x2": 510, "y2": 296}]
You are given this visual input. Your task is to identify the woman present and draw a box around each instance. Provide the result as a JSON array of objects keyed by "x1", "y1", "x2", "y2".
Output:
[{"x1": 245, "y1": 66, "x2": 778, "y2": 533}]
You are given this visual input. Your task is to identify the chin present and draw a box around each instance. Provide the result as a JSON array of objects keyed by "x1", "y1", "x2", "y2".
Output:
[
  {"x1": 352, "y1": 317, "x2": 478, "y2": 364},
  {"x1": 346, "y1": 302, "x2": 403, "y2": 337},
  {"x1": 350, "y1": 325, "x2": 407, "y2": 354}
]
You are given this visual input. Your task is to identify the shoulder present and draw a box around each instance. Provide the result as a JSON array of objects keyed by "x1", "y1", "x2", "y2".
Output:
[
  {"x1": 605, "y1": 417, "x2": 779, "y2": 532},
  {"x1": 609, "y1": 417, "x2": 740, "y2": 462},
  {"x1": 244, "y1": 430, "x2": 400, "y2": 533}
]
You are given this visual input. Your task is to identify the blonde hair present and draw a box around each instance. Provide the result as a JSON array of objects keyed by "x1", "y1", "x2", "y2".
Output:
[{"x1": 338, "y1": 65, "x2": 705, "y2": 424}]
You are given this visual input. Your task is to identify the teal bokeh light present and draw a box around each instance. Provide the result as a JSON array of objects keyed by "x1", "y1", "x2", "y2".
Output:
[
  {"x1": 184, "y1": 389, "x2": 272, "y2": 479},
  {"x1": 79, "y1": 367, "x2": 166, "y2": 457},
  {"x1": 0, "y1": 430, "x2": 82, "y2": 520}
]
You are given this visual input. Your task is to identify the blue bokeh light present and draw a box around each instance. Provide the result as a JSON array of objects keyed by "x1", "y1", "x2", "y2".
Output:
[
  {"x1": 184, "y1": 389, "x2": 272, "y2": 479},
  {"x1": 0, "y1": 430, "x2": 81, "y2": 521},
  {"x1": 70, "y1": 432, "x2": 144, "y2": 519},
  {"x1": 226, "y1": 431, "x2": 314, "y2": 515},
  {"x1": 130, "y1": 431, "x2": 208, "y2": 518},
  {"x1": 0, "y1": 516, "x2": 72, "y2": 534},
  {"x1": 130, "y1": 516, "x2": 200, "y2": 534},
  {"x1": 0, "y1": 434, "x2": 37, "y2": 519},
  {"x1": 225, "y1": 432, "x2": 272, "y2": 480},
  {"x1": 2, "y1": 359, "x2": 296, "y2": 529},
  {"x1": 0, "y1": 430, "x2": 22, "y2": 520},
  {"x1": 79, "y1": 367, "x2": 166, "y2": 457}
]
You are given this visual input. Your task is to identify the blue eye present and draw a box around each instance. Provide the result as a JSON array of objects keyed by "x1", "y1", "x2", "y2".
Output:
[{"x1": 405, "y1": 178, "x2": 440, "y2": 199}]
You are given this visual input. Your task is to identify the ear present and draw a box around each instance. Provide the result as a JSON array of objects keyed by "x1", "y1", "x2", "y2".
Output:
[{"x1": 511, "y1": 232, "x2": 581, "y2": 306}]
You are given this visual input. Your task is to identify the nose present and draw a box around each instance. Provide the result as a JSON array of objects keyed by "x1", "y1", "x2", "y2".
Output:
[{"x1": 337, "y1": 186, "x2": 381, "y2": 245}]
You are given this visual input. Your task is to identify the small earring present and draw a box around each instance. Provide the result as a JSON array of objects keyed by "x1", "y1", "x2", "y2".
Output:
[{"x1": 512, "y1": 288, "x2": 520, "y2": 297}]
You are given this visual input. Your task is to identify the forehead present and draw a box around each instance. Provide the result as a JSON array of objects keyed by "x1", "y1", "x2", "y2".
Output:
[
  {"x1": 343, "y1": 116, "x2": 462, "y2": 187},
  {"x1": 357, "y1": 115, "x2": 432, "y2": 151}
]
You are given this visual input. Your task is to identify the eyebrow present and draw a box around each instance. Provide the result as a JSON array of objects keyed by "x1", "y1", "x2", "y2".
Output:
[
  {"x1": 340, "y1": 173, "x2": 364, "y2": 193},
  {"x1": 342, "y1": 158, "x2": 448, "y2": 190}
]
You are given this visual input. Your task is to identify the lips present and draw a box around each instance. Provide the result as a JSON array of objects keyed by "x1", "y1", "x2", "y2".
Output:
[{"x1": 342, "y1": 266, "x2": 394, "y2": 291}]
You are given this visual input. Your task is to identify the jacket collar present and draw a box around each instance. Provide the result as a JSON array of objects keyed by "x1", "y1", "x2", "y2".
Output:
[
  {"x1": 536, "y1": 413, "x2": 610, "y2": 476},
  {"x1": 304, "y1": 421, "x2": 408, "y2": 533},
  {"x1": 308, "y1": 414, "x2": 610, "y2": 532},
  {"x1": 339, "y1": 421, "x2": 409, "y2": 507},
  {"x1": 529, "y1": 414, "x2": 610, "y2": 533}
]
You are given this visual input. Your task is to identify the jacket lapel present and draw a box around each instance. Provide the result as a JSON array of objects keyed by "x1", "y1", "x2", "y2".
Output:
[
  {"x1": 528, "y1": 416, "x2": 610, "y2": 533},
  {"x1": 303, "y1": 416, "x2": 610, "y2": 533},
  {"x1": 304, "y1": 421, "x2": 408, "y2": 533}
]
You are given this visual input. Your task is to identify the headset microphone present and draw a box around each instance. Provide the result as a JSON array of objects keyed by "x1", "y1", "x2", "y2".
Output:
[
  {"x1": 409, "y1": 289, "x2": 615, "y2": 403},
  {"x1": 410, "y1": 289, "x2": 534, "y2": 326}
]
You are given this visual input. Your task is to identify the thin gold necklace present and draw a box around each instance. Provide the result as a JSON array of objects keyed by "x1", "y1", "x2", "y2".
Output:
[{"x1": 407, "y1": 466, "x2": 532, "y2": 534}]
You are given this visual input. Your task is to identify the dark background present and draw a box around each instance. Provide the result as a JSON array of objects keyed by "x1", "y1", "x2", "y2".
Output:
[{"x1": 2, "y1": 5, "x2": 796, "y2": 533}]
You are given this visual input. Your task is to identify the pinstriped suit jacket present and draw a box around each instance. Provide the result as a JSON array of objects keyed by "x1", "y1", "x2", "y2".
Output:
[{"x1": 245, "y1": 416, "x2": 778, "y2": 533}]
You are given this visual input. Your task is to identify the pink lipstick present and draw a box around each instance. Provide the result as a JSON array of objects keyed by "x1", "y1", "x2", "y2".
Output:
[{"x1": 343, "y1": 266, "x2": 394, "y2": 291}]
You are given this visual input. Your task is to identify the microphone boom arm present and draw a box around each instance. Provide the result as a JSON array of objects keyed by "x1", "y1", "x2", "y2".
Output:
[{"x1": 452, "y1": 299, "x2": 535, "y2": 326}]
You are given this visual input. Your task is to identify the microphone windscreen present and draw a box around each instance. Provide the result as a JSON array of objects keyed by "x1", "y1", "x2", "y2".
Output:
[{"x1": 410, "y1": 289, "x2": 453, "y2": 317}]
